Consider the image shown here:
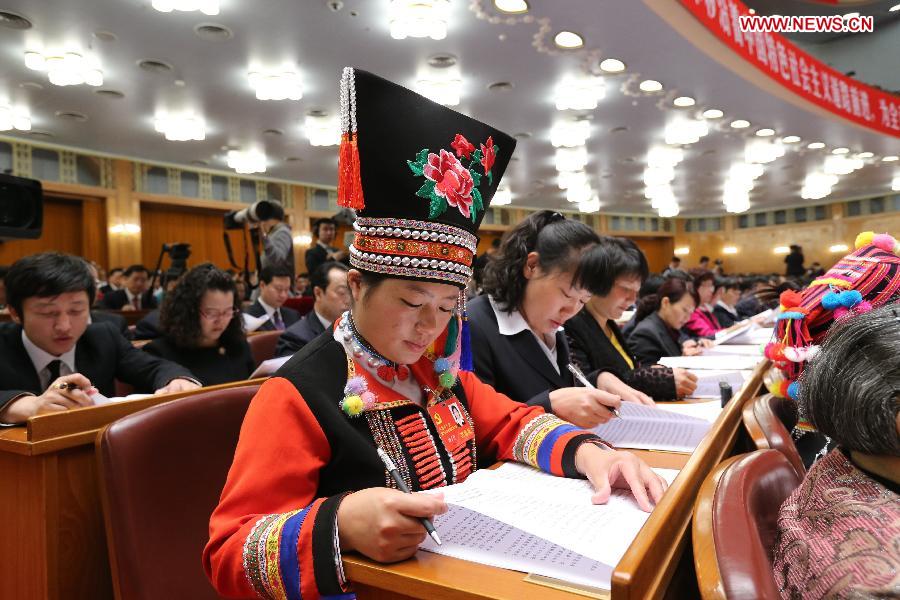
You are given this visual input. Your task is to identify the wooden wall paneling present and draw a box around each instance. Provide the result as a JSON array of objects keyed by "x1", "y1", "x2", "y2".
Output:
[
  {"x1": 139, "y1": 202, "x2": 248, "y2": 271},
  {"x1": 0, "y1": 451, "x2": 50, "y2": 600},
  {"x1": 627, "y1": 236, "x2": 675, "y2": 273},
  {"x1": 80, "y1": 198, "x2": 108, "y2": 266},
  {"x1": 0, "y1": 197, "x2": 83, "y2": 265},
  {"x1": 106, "y1": 160, "x2": 141, "y2": 268}
]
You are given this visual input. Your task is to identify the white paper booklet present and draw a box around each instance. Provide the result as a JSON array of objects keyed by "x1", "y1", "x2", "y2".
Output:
[
  {"x1": 589, "y1": 400, "x2": 712, "y2": 452},
  {"x1": 702, "y1": 344, "x2": 762, "y2": 357},
  {"x1": 713, "y1": 321, "x2": 755, "y2": 345},
  {"x1": 250, "y1": 354, "x2": 291, "y2": 378},
  {"x1": 721, "y1": 326, "x2": 773, "y2": 346},
  {"x1": 242, "y1": 312, "x2": 270, "y2": 333},
  {"x1": 686, "y1": 369, "x2": 749, "y2": 399},
  {"x1": 91, "y1": 392, "x2": 153, "y2": 406},
  {"x1": 658, "y1": 355, "x2": 762, "y2": 371},
  {"x1": 655, "y1": 400, "x2": 723, "y2": 423},
  {"x1": 419, "y1": 463, "x2": 679, "y2": 590}
]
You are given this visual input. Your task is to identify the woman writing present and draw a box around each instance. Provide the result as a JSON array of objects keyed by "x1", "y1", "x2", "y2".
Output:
[
  {"x1": 565, "y1": 237, "x2": 697, "y2": 400},
  {"x1": 204, "y1": 69, "x2": 665, "y2": 600},
  {"x1": 467, "y1": 212, "x2": 655, "y2": 430},
  {"x1": 626, "y1": 277, "x2": 709, "y2": 366},
  {"x1": 144, "y1": 264, "x2": 254, "y2": 386}
]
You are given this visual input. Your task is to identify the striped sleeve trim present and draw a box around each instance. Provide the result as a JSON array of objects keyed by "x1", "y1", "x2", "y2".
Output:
[
  {"x1": 511, "y1": 413, "x2": 604, "y2": 476},
  {"x1": 241, "y1": 500, "x2": 326, "y2": 600}
]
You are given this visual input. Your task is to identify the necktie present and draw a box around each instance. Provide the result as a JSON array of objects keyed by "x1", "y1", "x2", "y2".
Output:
[
  {"x1": 46, "y1": 359, "x2": 62, "y2": 389},
  {"x1": 132, "y1": 295, "x2": 140, "y2": 310},
  {"x1": 273, "y1": 310, "x2": 285, "y2": 330}
]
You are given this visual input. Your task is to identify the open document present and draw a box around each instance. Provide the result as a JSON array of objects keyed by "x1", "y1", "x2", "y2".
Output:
[
  {"x1": 658, "y1": 354, "x2": 762, "y2": 371},
  {"x1": 589, "y1": 401, "x2": 712, "y2": 452},
  {"x1": 250, "y1": 354, "x2": 291, "y2": 378},
  {"x1": 420, "y1": 463, "x2": 679, "y2": 590}
]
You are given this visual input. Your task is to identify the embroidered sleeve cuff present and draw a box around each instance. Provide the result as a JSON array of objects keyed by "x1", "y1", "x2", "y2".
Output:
[
  {"x1": 240, "y1": 493, "x2": 351, "y2": 600},
  {"x1": 512, "y1": 413, "x2": 609, "y2": 478}
]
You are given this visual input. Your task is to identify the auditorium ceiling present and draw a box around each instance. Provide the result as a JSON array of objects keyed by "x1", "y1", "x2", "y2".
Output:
[{"x1": 0, "y1": 0, "x2": 898, "y2": 216}]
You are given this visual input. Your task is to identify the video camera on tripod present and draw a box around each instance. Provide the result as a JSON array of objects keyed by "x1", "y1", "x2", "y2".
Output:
[
  {"x1": 149, "y1": 242, "x2": 192, "y2": 292},
  {"x1": 223, "y1": 200, "x2": 284, "y2": 230}
]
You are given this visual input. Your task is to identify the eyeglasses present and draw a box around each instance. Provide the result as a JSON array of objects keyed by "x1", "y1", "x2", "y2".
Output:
[{"x1": 200, "y1": 307, "x2": 240, "y2": 321}]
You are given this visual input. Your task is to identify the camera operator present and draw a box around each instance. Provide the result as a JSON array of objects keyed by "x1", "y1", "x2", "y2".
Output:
[
  {"x1": 257, "y1": 202, "x2": 294, "y2": 281},
  {"x1": 304, "y1": 217, "x2": 346, "y2": 277}
]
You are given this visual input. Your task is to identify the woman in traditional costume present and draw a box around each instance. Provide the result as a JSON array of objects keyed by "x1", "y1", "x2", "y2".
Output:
[{"x1": 204, "y1": 68, "x2": 666, "y2": 600}]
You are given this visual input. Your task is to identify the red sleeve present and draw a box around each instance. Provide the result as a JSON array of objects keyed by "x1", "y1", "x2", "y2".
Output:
[
  {"x1": 203, "y1": 377, "x2": 348, "y2": 600},
  {"x1": 684, "y1": 309, "x2": 721, "y2": 338},
  {"x1": 459, "y1": 371, "x2": 603, "y2": 478}
]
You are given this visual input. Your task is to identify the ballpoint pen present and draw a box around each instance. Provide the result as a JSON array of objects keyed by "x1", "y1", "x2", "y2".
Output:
[
  {"x1": 376, "y1": 447, "x2": 442, "y2": 545},
  {"x1": 566, "y1": 363, "x2": 622, "y2": 418}
]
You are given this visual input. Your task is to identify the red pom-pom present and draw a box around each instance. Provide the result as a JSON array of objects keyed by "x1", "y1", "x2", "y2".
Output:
[
  {"x1": 765, "y1": 343, "x2": 786, "y2": 361},
  {"x1": 396, "y1": 365, "x2": 410, "y2": 381},
  {"x1": 777, "y1": 380, "x2": 790, "y2": 397},
  {"x1": 779, "y1": 290, "x2": 803, "y2": 308},
  {"x1": 376, "y1": 365, "x2": 396, "y2": 382}
]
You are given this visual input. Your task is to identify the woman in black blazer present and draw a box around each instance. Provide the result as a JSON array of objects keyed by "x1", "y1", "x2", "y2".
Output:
[
  {"x1": 468, "y1": 211, "x2": 653, "y2": 428},
  {"x1": 144, "y1": 264, "x2": 255, "y2": 386},
  {"x1": 626, "y1": 277, "x2": 708, "y2": 366},
  {"x1": 564, "y1": 239, "x2": 698, "y2": 401}
]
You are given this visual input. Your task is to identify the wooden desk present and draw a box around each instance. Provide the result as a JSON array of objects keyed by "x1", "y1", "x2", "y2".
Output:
[
  {"x1": 0, "y1": 378, "x2": 266, "y2": 600},
  {"x1": 344, "y1": 360, "x2": 770, "y2": 600}
]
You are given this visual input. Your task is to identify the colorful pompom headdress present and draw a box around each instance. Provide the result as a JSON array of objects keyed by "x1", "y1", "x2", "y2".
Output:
[{"x1": 766, "y1": 231, "x2": 900, "y2": 403}]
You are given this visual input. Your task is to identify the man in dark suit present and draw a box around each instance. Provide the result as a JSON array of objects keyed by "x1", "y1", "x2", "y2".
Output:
[
  {"x1": 276, "y1": 261, "x2": 350, "y2": 356},
  {"x1": 0, "y1": 253, "x2": 200, "y2": 425},
  {"x1": 98, "y1": 266, "x2": 123, "y2": 297},
  {"x1": 243, "y1": 265, "x2": 300, "y2": 332},
  {"x1": 100, "y1": 264, "x2": 157, "y2": 311},
  {"x1": 304, "y1": 218, "x2": 345, "y2": 277}
]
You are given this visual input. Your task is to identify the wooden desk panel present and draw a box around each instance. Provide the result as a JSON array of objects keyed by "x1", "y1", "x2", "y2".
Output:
[
  {"x1": 346, "y1": 360, "x2": 770, "y2": 600},
  {"x1": 0, "y1": 378, "x2": 266, "y2": 600}
]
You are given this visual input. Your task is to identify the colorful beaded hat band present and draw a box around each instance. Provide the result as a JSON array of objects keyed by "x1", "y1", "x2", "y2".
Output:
[{"x1": 766, "y1": 230, "x2": 900, "y2": 404}]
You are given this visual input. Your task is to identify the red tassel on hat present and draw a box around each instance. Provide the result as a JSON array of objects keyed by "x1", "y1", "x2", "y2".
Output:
[
  {"x1": 349, "y1": 136, "x2": 365, "y2": 210},
  {"x1": 338, "y1": 132, "x2": 354, "y2": 207}
]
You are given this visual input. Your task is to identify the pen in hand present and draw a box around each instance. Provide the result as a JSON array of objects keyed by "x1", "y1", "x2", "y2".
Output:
[
  {"x1": 566, "y1": 363, "x2": 622, "y2": 418},
  {"x1": 376, "y1": 447, "x2": 442, "y2": 546}
]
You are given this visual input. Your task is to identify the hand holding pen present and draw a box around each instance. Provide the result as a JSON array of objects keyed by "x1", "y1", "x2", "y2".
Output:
[
  {"x1": 567, "y1": 363, "x2": 622, "y2": 419},
  {"x1": 0, "y1": 374, "x2": 96, "y2": 424},
  {"x1": 377, "y1": 447, "x2": 442, "y2": 545}
]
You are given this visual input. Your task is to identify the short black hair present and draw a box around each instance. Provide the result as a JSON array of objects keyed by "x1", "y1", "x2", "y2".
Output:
[
  {"x1": 639, "y1": 274, "x2": 665, "y2": 298},
  {"x1": 108, "y1": 267, "x2": 123, "y2": 276},
  {"x1": 123, "y1": 264, "x2": 149, "y2": 277},
  {"x1": 699, "y1": 256, "x2": 710, "y2": 263},
  {"x1": 296, "y1": 272, "x2": 310, "y2": 279},
  {"x1": 259, "y1": 264, "x2": 293, "y2": 284},
  {"x1": 5, "y1": 252, "x2": 95, "y2": 316},
  {"x1": 490, "y1": 238, "x2": 501, "y2": 249},
  {"x1": 715, "y1": 277, "x2": 740, "y2": 293},
  {"x1": 483, "y1": 211, "x2": 605, "y2": 312},
  {"x1": 591, "y1": 237, "x2": 650, "y2": 297},
  {"x1": 313, "y1": 218, "x2": 337, "y2": 237},
  {"x1": 0, "y1": 265, "x2": 8, "y2": 280},
  {"x1": 670, "y1": 256, "x2": 681, "y2": 263},
  {"x1": 311, "y1": 261, "x2": 348, "y2": 294}
]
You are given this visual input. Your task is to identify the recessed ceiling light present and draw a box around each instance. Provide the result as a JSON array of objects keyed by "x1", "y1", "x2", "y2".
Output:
[
  {"x1": 599, "y1": 58, "x2": 626, "y2": 73},
  {"x1": 781, "y1": 135, "x2": 801, "y2": 143},
  {"x1": 95, "y1": 89, "x2": 125, "y2": 99},
  {"x1": 493, "y1": 0, "x2": 529, "y2": 14},
  {"x1": 755, "y1": 128, "x2": 775, "y2": 137},
  {"x1": 263, "y1": 128, "x2": 283, "y2": 136},
  {"x1": 194, "y1": 23, "x2": 233, "y2": 41},
  {"x1": 673, "y1": 96, "x2": 695, "y2": 107},
  {"x1": 807, "y1": 141, "x2": 825, "y2": 149},
  {"x1": 882, "y1": 155, "x2": 899, "y2": 161},
  {"x1": 554, "y1": 31, "x2": 584, "y2": 49},
  {"x1": 857, "y1": 151, "x2": 874, "y2": 158},
  {"x1": 20, "y1": 81, "x2": 44, "y2": 90},
  {"x1": 0, "y1": 10, "x2": 33, "y2": 30},
  {"x1": 639, "y1": 79, "x2": 662, "y2": 92},
  {"x1": 488, "y1": 81, "x2": 514, "y2": 92},
  {"x1": 93, "y1": 30, "x2": 118, "y2": 42},
  {"x1": 702, "y1": 108, "x2": 723, "y2": 119},
  {"x1": 730, "y1": 119, "x2": 750, "y2": 129},
  {"x1": 609, "y1": 126, "x2": 628, "y2": 133},
  {"x1": 55, "y1": 110, "x2": 88, "y2": 122},
  {"x1": 427, "y1": 53, "x2": 457, "y2": 68},
  {"x1": 138, "y1": 59, "x2": 174, "y2": 73},
  {"x1": 832, "y1": 147, "x2": 850, "y2": 154}
]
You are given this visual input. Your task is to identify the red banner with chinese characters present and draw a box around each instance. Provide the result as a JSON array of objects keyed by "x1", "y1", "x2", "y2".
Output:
[{"x1": 679, "y1": 0, "x2": 900, "y2": 138}]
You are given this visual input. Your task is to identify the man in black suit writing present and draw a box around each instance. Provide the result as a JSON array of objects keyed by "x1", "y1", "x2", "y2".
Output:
[
  {"x1": 0, "y1": 253, "x2": 200, "y2": 425},
  {"x1": 99, "y1": 264, "x2": 157, "y2": 311},
  {"x1": 243, "y1": 265, "x2": 300, "y2": 332}
]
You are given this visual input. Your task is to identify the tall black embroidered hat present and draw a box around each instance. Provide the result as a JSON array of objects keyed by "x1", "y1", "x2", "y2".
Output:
[{"x1": 337, "y1": 67, "x2": 515, "y2": 288}]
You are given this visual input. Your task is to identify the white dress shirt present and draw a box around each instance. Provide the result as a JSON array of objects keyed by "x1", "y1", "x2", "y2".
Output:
[
  {"x1": 21, "y1": 330, "x2": 76, "y2": 391},
  {"x1": 488, "y1": 295, "x2": 560, "y2": 374}
]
